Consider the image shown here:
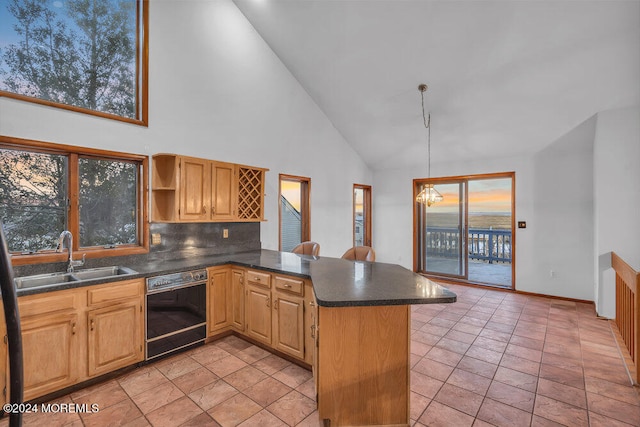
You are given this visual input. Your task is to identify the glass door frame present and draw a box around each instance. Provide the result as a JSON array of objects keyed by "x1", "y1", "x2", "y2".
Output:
[
  {"x1": 353, "y1": 184, "x2": 372, "y2": 247},
  {"x1": 413, "y1": 171, "x2": 516, "y2": 290},
  {"x1": 278, "y1": 174, "x2": 311, "y2": 252},
  {"x1": 415, "y1": 179, "x2": 467, "y2": 280}
]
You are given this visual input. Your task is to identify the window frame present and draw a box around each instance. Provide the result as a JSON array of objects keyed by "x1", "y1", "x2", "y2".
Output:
[
  {"x1": 353, "y1": 184, "x2": 372, "y2": 247},
  {"x1": 0, "y1": 0, "x2": 149, "y2": 126},
  {"x1": 413, "y1": 171, "x2": 515, "y2": 289},
  {"x1": 278, "y1": 174, "x2": 311, "y2": 252},
  {"x1": 1, "y1": 135, "x2": 149, "y2": 266}
]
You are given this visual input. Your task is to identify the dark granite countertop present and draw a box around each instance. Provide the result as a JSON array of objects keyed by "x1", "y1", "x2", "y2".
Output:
[{"x1": 15, "y1": 249, "x2": 456, "y2": 307}]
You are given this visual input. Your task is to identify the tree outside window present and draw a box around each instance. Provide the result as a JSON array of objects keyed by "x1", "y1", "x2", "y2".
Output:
[
  {"x1": 0, "y1": 0, "x2": 147, "y2": 124},
  {"x1": 0, "y1": 137, "x2": 148, "y2": 261}
]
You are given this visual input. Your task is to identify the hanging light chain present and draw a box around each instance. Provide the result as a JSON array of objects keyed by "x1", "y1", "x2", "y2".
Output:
[{"x1": 420, "y1": 84, "x2": 432, "y2": 179}]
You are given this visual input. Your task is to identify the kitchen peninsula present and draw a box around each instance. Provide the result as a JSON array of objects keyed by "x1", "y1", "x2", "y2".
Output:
[
  {"x1": 13, "y1": 249, "x2": 456, "y2": 426},
  {"x1": 139, "y1": 250, "x2": 457, "y2": 426}
]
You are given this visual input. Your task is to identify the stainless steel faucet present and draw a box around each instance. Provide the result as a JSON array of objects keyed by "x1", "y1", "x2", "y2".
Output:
[{"x1": 57, "y1": 230, "x2": 85, "y2": 272}]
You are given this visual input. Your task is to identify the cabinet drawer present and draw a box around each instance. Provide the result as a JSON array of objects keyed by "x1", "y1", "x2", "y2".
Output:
[
  {"x1": 19, "y1": 290, "x2": 79, "y2": 318},
  {"x1": 274, "y1": 276, "x2": 304, "y2": 296},
  {"x1": 246, "y1": 270, "x2": 271, "y2": 288},
  {"x1": 87, "y1": 279, "x2": 143, "y2": 307}
]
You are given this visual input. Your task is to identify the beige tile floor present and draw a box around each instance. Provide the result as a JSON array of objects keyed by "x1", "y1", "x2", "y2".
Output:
[{"x1": 2, "y1": 282, "x2": 639, "y2": 426}]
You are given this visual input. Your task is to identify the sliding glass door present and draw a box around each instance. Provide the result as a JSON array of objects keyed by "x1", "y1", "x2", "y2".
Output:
[
  {"x1": 415, "y1": 172, "x2": 514, "y2": 289},
  {"x1": 416, "y1": 181, "x2": 466, "y2": 278}
]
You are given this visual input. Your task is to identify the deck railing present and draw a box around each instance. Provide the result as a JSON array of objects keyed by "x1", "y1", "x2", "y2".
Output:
[
  {"x1": 611, "y1": 252, "x2": 640, "y2": 385},
  {"x1": 425, "y1": 227, "x2": 512, "y2": 264}
]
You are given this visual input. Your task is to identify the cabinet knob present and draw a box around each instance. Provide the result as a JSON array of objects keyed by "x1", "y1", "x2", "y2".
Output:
[
  {"x1": 266, "y1": 297, "x2": 270, "y2": 308},
  {"x1": 274, "y1": 299, "x2": 278, "y2": 310},
  {"x1": 72, "y1": 322, "x2": 76, "y2": 335},
  {"x1": 254, "y1": 277, "x2": 260, "y2": 281},
  {"x1": 311, "y1": 324, "x2": 316, "y2": 339},
  {"x1": 90, "y1": 320, "x2": 95, "y2": 331},
  {"x1": 284, "y1": 284, "x2": 292, "y2": 288}
]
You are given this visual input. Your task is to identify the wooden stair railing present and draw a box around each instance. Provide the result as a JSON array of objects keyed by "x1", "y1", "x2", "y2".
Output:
[{"x1": 611, "y1": 252, "x2": 640, "y2": 385}]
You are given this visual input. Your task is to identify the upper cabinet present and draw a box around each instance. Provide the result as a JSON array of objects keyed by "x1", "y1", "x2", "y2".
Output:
[{"x1": 152, "y1": 154, "x2": 267, "y2": 223}]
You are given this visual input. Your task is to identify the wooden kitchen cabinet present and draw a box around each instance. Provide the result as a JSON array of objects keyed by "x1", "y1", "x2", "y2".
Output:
[
  {"x1": 245, "y1": 270, "x2": 272, "y2": 345},
  {"x1": 208, "y1": 266, "x2": 232, "y2": 335},
  {"x1": 16, "y1": 279, "x2": 144, "y2": 401},
  {"x1": 211, "y1": 161, "x2": 236, "y2": 221},
  {"x1": 152, "y1": 154, "x2": 267, "y2": 223},
  {"x1": 317, "y1": 304, "x2": 411, "y2": 426},
  {"x1": 86, "y1": 279, "x2": 144, "y2": 378},
  {"x1": 272, "y1": 276, "x2": 305, "y2": 360},
  {"x1": 179, "y1": 156, "x2": 210, "y2": 221},
  {"x1": 231, "y1": 268, "x2": 245, "y2": 332},
  {"x1": 18, "y1": 289, "x2": 82, "y2": 401}
]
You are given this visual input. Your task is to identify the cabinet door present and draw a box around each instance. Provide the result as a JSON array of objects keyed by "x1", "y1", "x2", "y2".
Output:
[
  {"x1": 179, "y1": 156, "x2": 210, "y2": 221},
  {"x1": 88, "y1": 300, "x2": 143, "y2": 377},
  {"x1": 231, "y1": 269, "x2": 245, "y2": 332},
  {"x1": 245, "y1": 284, "x2": 272, "y2": 345},
  {"x1": 211, "y1": 161, "x2": 237, "y2": 221},
  {"x1": 21, "y1": 311, "x2": 79, "y2": 401},
  {"x1": 273, "y1": 291, "x2": 305, "y2": 360},
  {"x1": 208, "y1": 267, "x2": 232, "y2": 335}
]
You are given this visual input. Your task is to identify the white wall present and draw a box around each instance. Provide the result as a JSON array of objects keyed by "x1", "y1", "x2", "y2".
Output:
[
  {"x1": 531, "y1": 116, "x2": 596, "y2": 301},
  {"x1": 374, "y1": 115, "x2": 600, "y2": 302},
  {"x1": 0, "y1": 0, "x2": 371, "y2": 258},
  {"x1": 594, "y1": 106, "x2": 640, "y2": 318}
]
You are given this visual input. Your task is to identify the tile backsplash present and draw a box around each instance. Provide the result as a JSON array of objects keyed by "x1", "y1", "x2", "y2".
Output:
[
  {"x1": 149, "y1": 222, "x2": 260, "y2": 256},
  {"x1": 13, "y1": 222, "x2": 261, "y2": 277}
]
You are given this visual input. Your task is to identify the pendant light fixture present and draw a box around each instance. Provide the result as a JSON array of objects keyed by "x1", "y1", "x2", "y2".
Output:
[{"x1": 415, "y1": 84, "x2": 443, "y2": 206}]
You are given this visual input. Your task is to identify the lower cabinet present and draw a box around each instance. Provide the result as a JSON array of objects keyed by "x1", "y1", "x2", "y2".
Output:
[
  {"x1": 208, "y1": 266, "x2": 232, "y2": 335},
  {"x1": 272, "y1": 276, "x2": 305, "y2": 360},
  {"x1": 245, "y1": 282, "x2": 272, "y2": 345},
  {"x1": 231, "y1": 269, "x2": 245, "y2": 332},
  {"x1": 242, "y1": 270, "x2": 312, "y2": 362},
  {"x1": 21, "y1": 310, "x2": 80, "y2": 401},
  {"x1": 19, "y1": 290, "x2": 82, "y2": 401},
  {"x1": 87, "y1": 300, "x2": 143, "y2": 377},
  {"x1": 86, "y1": 279, "x2": 144, "y2": 378},
  {"x1": 17, "y1": 279, "x2": 144, "y2": 401}
]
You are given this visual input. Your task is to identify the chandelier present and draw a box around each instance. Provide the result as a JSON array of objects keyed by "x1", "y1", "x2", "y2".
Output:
[{"x1": 415, "y1": 84, "x2": 443, "y2": 206}]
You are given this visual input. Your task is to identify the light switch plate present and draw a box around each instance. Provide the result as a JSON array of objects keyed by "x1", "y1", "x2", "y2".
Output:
[
  {"x1": 151, "y1": 233, "x2": 161, "y2": 244},
  {"x1": 223, "y1": 229, "x2": 229, "y2": 238}
]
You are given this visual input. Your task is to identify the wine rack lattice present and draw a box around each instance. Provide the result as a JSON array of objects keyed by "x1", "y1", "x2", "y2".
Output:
[{"x1": 238, "y1": 167, "x2": 264, "y2": 219}]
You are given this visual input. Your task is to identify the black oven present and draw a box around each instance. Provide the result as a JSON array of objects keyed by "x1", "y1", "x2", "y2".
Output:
[{"x1": 146, "y1": 269, "x2": 207, "y2": 360}]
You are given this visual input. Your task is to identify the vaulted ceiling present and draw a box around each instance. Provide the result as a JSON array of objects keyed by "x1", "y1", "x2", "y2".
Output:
[{"x1": 233, "y1": 0, "x2": 640, "y2": 171}]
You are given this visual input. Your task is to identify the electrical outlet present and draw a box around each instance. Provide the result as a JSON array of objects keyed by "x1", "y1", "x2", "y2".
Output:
[
  {"x1": 223, "y1": 229, "x2": 229, "y2": 239},
  {"x1": 151, "y1": 233, "x2": 161, "y2": 245}
]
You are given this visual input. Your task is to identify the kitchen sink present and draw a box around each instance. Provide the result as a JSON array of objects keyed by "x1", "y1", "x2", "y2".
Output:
[
  {"x1": 71, "y1": 266, "x2": 137, "y2": 281},
  {"x1": 15, "y1": 266, "x2": 138, "y2": 290},
  {"x1": 14, "y1": 272, "x2": 77, "y2": 289}
]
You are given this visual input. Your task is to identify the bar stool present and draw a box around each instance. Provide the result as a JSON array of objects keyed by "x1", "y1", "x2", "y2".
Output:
[
  {"x1": 292, "y1": 241, "x2": 320, "y2": 256},
  {"x1": 341, "y1": 246, "x2": 375, "y2": 262}
]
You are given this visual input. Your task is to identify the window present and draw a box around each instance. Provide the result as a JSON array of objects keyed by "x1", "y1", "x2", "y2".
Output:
[
  {"x1": 0, "y1": 0, "x2": 148, "y2": 125},
  {"x1": 0, "y1": 136, "x2": 148, "y2": 264},
  {"x1": 279, "y1": 174, "x2": 310, "y2": 252},
  {"x1": 353, "y1": 184, "x2": 372, "y2": 247}
]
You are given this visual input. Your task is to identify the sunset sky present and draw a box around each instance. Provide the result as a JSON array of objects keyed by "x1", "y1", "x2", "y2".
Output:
[{"x1": 427, "y1": 178, "x2": 511, "y2": 213}]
